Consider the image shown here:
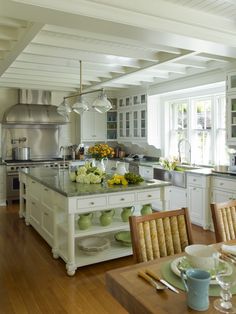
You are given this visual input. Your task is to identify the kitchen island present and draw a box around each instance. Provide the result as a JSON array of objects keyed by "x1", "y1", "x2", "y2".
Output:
[{"x1": 19, "y1": 168, "x2": 170, "y2": 276}]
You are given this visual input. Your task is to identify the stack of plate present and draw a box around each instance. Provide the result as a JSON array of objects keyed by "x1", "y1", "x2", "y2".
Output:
[
  {"x1": 114, "y1": 231, "x2": 132, "y2": 247},
  {"x1": 78, "y1": 236, "x2": 110, "y2": 255}
]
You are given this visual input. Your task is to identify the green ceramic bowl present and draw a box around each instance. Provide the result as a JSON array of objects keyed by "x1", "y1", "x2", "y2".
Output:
[{"x1": 114, "y1": 231, "x2": 132, "y2": 247}]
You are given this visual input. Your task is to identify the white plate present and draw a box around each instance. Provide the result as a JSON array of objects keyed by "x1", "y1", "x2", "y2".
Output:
[{"x1": 170, "y1": 256, "x2": 229, "y2": 285}]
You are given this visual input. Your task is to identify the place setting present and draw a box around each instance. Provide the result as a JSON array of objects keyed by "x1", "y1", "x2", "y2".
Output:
[{"x1": 155, "y1": 244, "x2": 236, "y2": 312}]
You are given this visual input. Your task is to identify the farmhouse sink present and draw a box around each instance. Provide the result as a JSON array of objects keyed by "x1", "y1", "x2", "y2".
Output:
[{"x1": 153, "y1": 164, "x2": 200, "y2": 188}]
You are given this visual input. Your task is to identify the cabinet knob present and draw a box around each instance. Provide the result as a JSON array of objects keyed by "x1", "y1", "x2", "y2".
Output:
[
  {"x1": 44, "y1": 212, "x2": 48, "y2": 216},
  {"x1": 220, "y1": 182, "x2": 224, "y2": 186},
  {"x1": 90, "y1": 202, "x2": 95, "y2": 205},
  {"x1": 147, "y1": 194, "x2": 152, "y2": 198},
  {"x1": 120, "y1": 198, "x2": 125, "y2": 201},
  {"x1": 193, "y1": 179, "x2": 196, "y2": 182}
]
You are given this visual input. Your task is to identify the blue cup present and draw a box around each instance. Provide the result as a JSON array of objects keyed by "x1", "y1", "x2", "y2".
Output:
[{"x1": 181, "y1": 268, "x2": 211, "y2": 311}]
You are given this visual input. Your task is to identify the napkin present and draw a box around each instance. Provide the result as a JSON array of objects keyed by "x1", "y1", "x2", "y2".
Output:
[{"x1": 221, "y1": 244, "x2": 236, "y2": 255}]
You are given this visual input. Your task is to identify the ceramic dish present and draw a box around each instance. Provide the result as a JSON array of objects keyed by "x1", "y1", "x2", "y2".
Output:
[
  {"x1": 170, "y1": 256, "x2": 229, "y2": 285},
  {"x1": 78, "y1": 236, "x2": 110, "y2": 255},
  {"x1": 114, "y1": 231, "x2": 132, "y2": 247}
]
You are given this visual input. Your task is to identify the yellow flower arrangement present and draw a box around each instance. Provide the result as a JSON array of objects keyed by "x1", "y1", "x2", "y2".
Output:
[{"x1": 88, "y1": 143, "x2": 115, "y2": 160}]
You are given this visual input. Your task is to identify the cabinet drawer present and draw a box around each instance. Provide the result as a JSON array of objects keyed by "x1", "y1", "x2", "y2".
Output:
[
  {"x1": 137, "y1": 189, "x2": 160, "y2": 201},
  {"x1": 212, "y1": 177, "x2": 236, "y2": 191},
  {"x1": 108, "y1": 193, "x2": 135, "y2": 205},
  {"x1": 77, "y1": 196, "x2": 107, "y2": 209},
  {"x1": 187, "y1": 174, "x2": 203, "y2": 186}
]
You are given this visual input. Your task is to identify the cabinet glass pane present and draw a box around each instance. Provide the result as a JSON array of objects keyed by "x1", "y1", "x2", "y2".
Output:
[
  {"x1": 231, "y1": 98, "x2": 236, "y2": 111},
  {"x1": 126, "y1": 112, "x2": 130, "y2": 137},
  {"x1": 141, "y1": 94, "x2": 146, "y2": 103},
  {"x1": 230, "y1": 75, "x2": 236, "y2": 89},
  {"x1": 119, "y1": 113, "x2": 124, "y2": 137}
]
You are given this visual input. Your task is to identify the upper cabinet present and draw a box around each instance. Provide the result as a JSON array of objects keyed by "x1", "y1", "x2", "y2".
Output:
[
  {"x1": 226, "y1": 72, "x2": 236, "y2": 145},
  {"x1": 81, "y1": 111, "x2": 106, "y2": 142},
  {"x1": 226, "y1": 71, "x2": 236, "y2": 93},
  {"x1": 106, "y1": 98, "x2": 117, "y2": 141},
  {"x1": 117, "y1": 93, "x2": 147, "y2": 141}
]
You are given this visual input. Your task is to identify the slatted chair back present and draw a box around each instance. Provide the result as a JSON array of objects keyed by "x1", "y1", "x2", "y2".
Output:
[
  {"x1": 210, "y1": 200, "x2": 236, "y2": 242},
  {"x1": 129, "y1": 208, "x2": 194, "y2": 263}
]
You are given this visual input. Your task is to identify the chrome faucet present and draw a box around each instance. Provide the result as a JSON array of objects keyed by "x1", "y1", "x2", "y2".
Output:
[
  {"x1": 60, "y1": 146, "x2": 66, "y2": 169},
  {"x1": 178, "y1": 139, "x2": 191, "y2": 164}
]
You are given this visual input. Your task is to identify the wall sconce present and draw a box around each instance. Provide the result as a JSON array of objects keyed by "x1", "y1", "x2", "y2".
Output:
[{"x1": 57, "y1": 60, "x2": 112, "y2": 118}]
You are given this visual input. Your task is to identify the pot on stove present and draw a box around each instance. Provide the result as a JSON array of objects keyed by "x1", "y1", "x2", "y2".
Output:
[{"x1": 12, "y1": 147, "x2": 31, "y2": 160}]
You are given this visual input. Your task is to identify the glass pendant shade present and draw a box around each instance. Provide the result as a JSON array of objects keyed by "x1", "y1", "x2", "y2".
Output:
[
  {"x1": 72, "y1": 95, "x2": 89, "y2": 114},
  {"x1": 57, "y1": 99, "x2": 71, "y2": 118},
  {"x1": 93, "y1": 92, "x2": 112, "y2": 113}
]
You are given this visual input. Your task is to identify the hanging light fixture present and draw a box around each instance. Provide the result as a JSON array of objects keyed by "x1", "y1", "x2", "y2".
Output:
[
  {"x1": 57, "y1": 60, "x2": 112, "y2": 116},
  {"x1": 57, "y1": 98, "x2": 71, "y2": 118}
]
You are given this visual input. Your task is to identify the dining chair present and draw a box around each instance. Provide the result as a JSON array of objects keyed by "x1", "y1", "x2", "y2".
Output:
[
  {"x1": 129, "y1": 207, "x2": 194, "y2": 263},
  {"x1": 210, "y1": 200, "x2": 236, "y2": 242}
]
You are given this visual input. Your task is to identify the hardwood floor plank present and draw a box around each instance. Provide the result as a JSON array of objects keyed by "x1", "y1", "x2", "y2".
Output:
[{"x1": 0, "y1": 204, "x2": 215, "y2": 314}]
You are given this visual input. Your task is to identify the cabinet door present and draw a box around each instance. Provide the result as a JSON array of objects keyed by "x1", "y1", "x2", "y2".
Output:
[
  {"x1": 226, "y1": 95, "x2": 236, "y2": 144},
  {"x1": 41, "y1": 206, "x2": 53, "y2": 242},
  {"x1": 29, "y1": 197, "x2": 41, "y2": 226},
  {"x1": 212, "y1": 189, "x2": 234, "y2": 203},
  {"x1": 81, "y1": 111, "x2": 106, "y2": 141},
  {"x1": 227, "y1": 72, "x2": 236, "y2": 92},
  {"x1": 166, "y1": 186, "x2": 187, "y2": 210},
  {"x1": 107, "y1": 111, "x2": 117, "y2": 140},
  {"x1": 188, "y1": 186, "x2": 203, "y2": 225}
]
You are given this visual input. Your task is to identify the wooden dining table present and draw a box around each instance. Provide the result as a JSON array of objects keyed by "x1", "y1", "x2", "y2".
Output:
[{"x1": 105, "y1": 241, "x2": 236, "y2": 314}]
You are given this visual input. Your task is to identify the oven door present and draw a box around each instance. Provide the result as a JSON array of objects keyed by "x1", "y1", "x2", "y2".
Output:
[{"x1": 6, "y1": 172, "x2": 20, "y2": 203}]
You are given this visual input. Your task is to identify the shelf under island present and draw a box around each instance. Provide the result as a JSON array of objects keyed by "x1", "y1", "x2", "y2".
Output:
[{"x1": 19, "y1": 168, "x2": 170, "y2": 276}]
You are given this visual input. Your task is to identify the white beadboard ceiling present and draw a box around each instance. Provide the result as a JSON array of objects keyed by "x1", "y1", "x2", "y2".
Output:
[{"x1": 1, "y1": 0, "x2": 236, "y2": 93}]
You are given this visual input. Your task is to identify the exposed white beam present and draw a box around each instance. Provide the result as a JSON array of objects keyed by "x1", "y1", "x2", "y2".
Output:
[{"x1": 0, "y1": 22, "x2": 44, "y2": 75}]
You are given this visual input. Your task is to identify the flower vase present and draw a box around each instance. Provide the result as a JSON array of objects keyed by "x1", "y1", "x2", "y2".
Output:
[{"x1": 96, "y1": 158, "x2": 106, "y2": 172}]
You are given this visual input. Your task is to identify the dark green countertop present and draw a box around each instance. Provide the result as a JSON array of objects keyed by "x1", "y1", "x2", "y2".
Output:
[{"x1": 20, "y1": 168, "x2": 170, "y2": 197}]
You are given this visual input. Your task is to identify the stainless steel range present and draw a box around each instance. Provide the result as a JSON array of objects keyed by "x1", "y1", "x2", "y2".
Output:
[{"x1": 6, "y1": 158, "x2": 69, "y2": 204}]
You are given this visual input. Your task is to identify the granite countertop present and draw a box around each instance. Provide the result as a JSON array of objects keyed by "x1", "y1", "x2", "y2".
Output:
[{"x1": 20, "y1": 168, "x2": 171, "y2": 197}]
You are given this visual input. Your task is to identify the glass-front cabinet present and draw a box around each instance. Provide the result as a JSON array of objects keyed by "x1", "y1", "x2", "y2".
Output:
[
  {"x1": 106, "y1": 98, "x2": 117, "y2": 140},
  {"x1": 117, "y1": 93, "x2": 147, "y2": 141},
  {"x1": 227, "y1": 94, "x2": 236, "y2": 143},
  {"x1": 227, "y1": 71, "x2": 236, "y2": 93},
  {"x1": 226, "y1": 71, "x2": 236, "y2": 145}
]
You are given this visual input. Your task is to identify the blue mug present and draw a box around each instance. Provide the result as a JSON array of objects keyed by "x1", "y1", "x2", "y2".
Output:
[{"x1": 181, "y1": 269, "x2": 211, "y2": 311}]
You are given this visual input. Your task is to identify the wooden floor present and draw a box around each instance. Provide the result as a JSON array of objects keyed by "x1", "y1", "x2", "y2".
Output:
[{"x1": 0, "y1": 203, "x2": 216, "y2": 314}]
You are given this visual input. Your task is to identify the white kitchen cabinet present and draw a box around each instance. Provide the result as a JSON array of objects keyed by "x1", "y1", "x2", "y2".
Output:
[
  {"x1": 0, "y1": 164, "x2": 6, "y2": 205},
  {"x1": 106, "y1": 98, "x2": 117, "y2": 141},
  {"x1": 81, "y1": 111, "x2": 106, "y2": 142},
  {"x1": 226, "y1": 71, "x2": 236, "y2": 93},
  {"x1": 26, "y1": 178, "x2": 54, "y2": 246},
  {"x1": 211, "y1": 176, "x2": 236, "y2": 203},
  {"x1": 187, "y1": 173, "x2": 211, "y2": 229},
  {"x1": 226, "y1": 71, "x2": 236, "y2": 145},
  {"x1": 165, "y1": 186, "x2": 187, "y2": 211},
  {"x1": 226, "y1": 94, "x2": 236, "y2": 144},
  {"x1": 117, "y1": 93, "x2": 147, "y2": 141}
]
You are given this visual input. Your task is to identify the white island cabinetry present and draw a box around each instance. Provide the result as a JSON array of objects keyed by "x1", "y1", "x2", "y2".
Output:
[{"x1": 19, "y1": 168, "x2": 169, "y2": 276}]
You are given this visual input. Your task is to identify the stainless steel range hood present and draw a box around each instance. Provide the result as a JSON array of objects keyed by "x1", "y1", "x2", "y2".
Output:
[{"x1": 2, "y1": 90, "x2": 68, "y2": 125}]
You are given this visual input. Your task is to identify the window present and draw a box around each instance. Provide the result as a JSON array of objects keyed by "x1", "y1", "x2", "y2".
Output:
[{"x1": 168, "y1": 93, "x2": 227, "y2": 166}]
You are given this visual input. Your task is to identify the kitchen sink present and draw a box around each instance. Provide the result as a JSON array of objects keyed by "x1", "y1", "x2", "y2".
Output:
[{"x1": 153, "y1": 164, "x2": 200, "y2": 188}]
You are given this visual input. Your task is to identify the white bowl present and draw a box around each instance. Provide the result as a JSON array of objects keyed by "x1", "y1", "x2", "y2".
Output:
[{"x1": 185, "y1": 244, "x2": 218, "y2": 271}]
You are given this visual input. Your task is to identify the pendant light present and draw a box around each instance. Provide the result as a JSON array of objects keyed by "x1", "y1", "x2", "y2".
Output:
[{"x1": 57, "y1": 60, "x2": 112, "y2": 116}]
